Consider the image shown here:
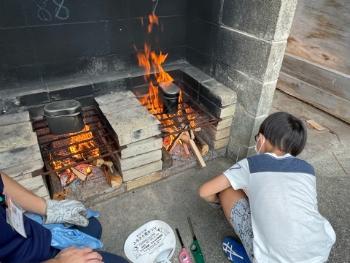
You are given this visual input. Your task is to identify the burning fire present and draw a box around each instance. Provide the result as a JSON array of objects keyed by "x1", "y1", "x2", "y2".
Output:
[
  {"x1": 67, "y1": 125, "x2": 100, "y2": 160},
  {"x1": 148, "y1": 12, "x2": 159, "y2": 33},
  {"x1": 50, "y1": 124, "x2": 100, "y2": 184},
  {"x1": 136, "y1": 11, "x2": 197, "y2": 151}
]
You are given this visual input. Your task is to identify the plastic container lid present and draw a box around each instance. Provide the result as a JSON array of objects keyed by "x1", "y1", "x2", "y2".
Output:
[
  {"x1": 124, "y1": 220, "x2": 176, "y2": 263},
  {"x1": 44, "y1": 100, "x2": 82, "y2": 117}
]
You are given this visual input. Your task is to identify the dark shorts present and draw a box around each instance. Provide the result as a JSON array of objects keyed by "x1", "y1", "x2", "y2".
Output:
[{"x1": 52, "y1": 217, "x2": 128, "y2": 263}]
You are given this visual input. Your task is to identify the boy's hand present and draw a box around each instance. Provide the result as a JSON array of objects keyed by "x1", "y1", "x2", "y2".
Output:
[
  {"x1": 53, "y1": 247, "x2": 103, "y2": 263},
  {"x1": 45, "y1": 199, "x2": 89, "y2": 227}
]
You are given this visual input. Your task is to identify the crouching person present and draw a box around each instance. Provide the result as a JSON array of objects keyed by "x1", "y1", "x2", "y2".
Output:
[{"x1": 199, "y1": 112, "x2": 335, "y2": 262}]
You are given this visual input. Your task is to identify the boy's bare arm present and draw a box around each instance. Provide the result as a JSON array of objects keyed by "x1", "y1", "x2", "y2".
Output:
[{"x1": 198, "y1": 174, "x2": 231, "y2": 203}]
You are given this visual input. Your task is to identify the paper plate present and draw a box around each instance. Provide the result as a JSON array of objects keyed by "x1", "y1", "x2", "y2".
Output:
[{"x1": 124, "y1": 220, "x2": 176, "y2": 263}]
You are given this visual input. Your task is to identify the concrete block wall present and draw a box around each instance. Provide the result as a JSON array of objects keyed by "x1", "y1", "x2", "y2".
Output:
[
  {"x1": 0, "y1": 0, "x2": 188, "y2": 93},
  {"x1": 1, "y1": 0, "x2": 297, "y2": 162},
  {"x1": 181, "y1": 65, "x2": 237, "y2": 151},
  {"x1": 187, "y1": 0, "x2": 297, "y2": 160}
]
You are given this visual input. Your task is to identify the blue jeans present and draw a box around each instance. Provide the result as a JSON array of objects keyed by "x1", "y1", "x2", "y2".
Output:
[{"x1": 53, "y1": 217, "x2": 128, "y2": 263}]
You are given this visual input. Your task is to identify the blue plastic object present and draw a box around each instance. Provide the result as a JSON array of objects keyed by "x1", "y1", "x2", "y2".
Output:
[
  {"x1": 222, "y1": 237, "x2": 251, "y2": 263},
  {"x1": 25, "y1": 209, "x2": 103, "y2": 250}
]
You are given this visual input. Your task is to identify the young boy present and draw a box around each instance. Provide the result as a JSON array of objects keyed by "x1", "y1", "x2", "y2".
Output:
[{"x1": 199, "y1": 112, "x2": 336, "y2": 262}]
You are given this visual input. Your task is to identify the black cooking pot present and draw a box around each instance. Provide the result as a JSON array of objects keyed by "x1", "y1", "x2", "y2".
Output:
[
  {"x1": 44, "y1": 100, "x2": 84, "y2": 134},
  {"x1": 159, "y1": 82, "x2": 180, "y2": 114}
]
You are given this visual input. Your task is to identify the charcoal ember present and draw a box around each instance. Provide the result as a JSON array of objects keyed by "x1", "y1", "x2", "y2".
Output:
[
  {"x1": 59, "y1": 169, "x2": 77, "y2": 187},
  {"x1": 71, "y1": 164, "x2": 93, "y2": 181},
  {"x1": 74, "y1": 164, "x2": 93, "y2": 175}
]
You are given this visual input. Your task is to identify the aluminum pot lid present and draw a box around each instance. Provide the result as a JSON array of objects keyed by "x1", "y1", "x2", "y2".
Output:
[
  {"x1": 159, "y1": 82, "x2": 180, "y2": 98},
  {"x1": 44, "y1": 99, "x2": 82, "y2": 117}
]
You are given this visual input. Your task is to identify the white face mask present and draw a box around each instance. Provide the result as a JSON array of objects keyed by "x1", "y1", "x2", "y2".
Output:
[{"x1": 255, "y1": 135, "x2": 265, "y2": 154}]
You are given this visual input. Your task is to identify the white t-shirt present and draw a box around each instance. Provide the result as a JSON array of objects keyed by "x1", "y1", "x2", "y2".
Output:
[{"x1": 224, "y1": 153, "x2": 336, "y2": 263}]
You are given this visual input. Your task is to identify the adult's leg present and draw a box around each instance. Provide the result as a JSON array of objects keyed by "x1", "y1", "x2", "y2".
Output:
[
  {"x1": 75, "y1": 217, "x2": 102, "y2": 239},
  {"x1": 99, "y1": 251, "x2": 129, "y2": 263},
  {"x1": 219, "y1": 188, "x2": 246, "y2": 223},
  {"x1": 74, "y1": 219, "x2": 129, "y2": 262}
]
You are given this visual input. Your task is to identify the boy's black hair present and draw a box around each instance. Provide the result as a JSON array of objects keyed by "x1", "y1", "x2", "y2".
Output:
[{"x1": 258, "y1": 112, "x2": 307, "y2": 156}]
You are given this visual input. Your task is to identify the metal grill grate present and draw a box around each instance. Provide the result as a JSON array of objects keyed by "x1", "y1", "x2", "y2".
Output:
[
  {"x1": 132, "y1": 82, "x2": 220, "y2": 137},
  {"x1": 32, "y1": 105, "x2": 120, "y2": 178}
]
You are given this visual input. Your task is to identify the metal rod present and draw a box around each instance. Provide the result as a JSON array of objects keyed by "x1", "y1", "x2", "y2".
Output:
[
  {"x1": 39, "y1": 131, "x2": 112, "y2": 153},
  {"x1": 46, "y1": 142, "x2": 115, "y2": 162},
  {"x1": 38, "y1": 125, "x2": 109, "y2": 144},
  {"x1": 162, "y1": 121, "x2": 218, "y2": 137}
]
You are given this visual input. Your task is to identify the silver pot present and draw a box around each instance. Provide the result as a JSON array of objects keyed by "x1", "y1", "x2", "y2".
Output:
[{"x1": 44, "y1": 100, "x2": 84, "y2": 134}]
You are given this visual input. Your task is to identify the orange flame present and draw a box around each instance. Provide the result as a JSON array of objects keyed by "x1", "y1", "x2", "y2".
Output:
[
  {"x1": 148, "y1": 12, "x2": 159, "y2": 33},
  {"x1": 136, "y1": 11, "x2": 196, "y2": 151}
]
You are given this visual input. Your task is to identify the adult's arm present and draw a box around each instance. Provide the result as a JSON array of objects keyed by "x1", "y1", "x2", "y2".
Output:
[
  {"x1": 0, "y1": 172, "x2": 46, "y2": 215},
  {"x1": 198, "y1": 174, "x2": 231, "y2": 203}
]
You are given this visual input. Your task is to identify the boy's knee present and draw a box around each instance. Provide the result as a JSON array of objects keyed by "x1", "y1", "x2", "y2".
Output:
[{"x1": 198, "y1": 186, "x2": 205, "y2": 199}]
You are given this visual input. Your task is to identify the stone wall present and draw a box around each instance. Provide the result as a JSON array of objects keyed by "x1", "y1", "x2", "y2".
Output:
[{"x1": 187, "y1": 0, "x2": 297, "y2": 160}]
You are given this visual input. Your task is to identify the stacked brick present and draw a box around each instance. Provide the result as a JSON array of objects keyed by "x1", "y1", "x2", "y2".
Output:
[
  {"x1": 95, "y1": 91, "x2": 163, "y2": 184},
  {"x1": 0, "y1": 111, "x2": 49, "y2": 199},
  {"x1": 183, "y1": 66, "x2": 237, "y2": 151}
]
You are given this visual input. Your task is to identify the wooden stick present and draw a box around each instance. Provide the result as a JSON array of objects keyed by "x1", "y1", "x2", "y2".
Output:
[
  {"x1": 169, "y1": 131, "x2": 184, "y2": 152},
  {"x1": 189, "y1": 129, "x2": 195, "y2": 140},
  {"x1": 188, "y1": 139, "x2": 206, "y2": 168},
  {"x1": 180, "y1": 133, "x2": 191, "y2": 144},
  {"x1": 110, "y1": 175, "x2": 123, "y2": 188},
  {"x1": 194, "y1": 133, "x2": 209, "y2": 156},
  {"x1": 102, "y1": 165, "x2": 122, "y2": 189},
  {"x1": 71, "y1": 167, "x2": 87, "y2": 181},
  {"x1": 186, "y1": 132, "x2": 207, "y2": 168}
]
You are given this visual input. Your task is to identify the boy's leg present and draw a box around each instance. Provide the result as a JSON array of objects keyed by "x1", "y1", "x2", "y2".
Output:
[
  {"x1": 219, "y1": 188, "x2": 246, "y2": 222},
  {"x1": 75, "y1": 217, "x2": 102, "y2": 239},
  {"x1": 219, "y1": 188, "x2": 254, "y2": 262}
]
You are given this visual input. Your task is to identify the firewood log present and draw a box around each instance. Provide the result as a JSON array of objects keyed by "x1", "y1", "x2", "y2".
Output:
[
  {"x1": 181, "y1": 131, "x2": 206, "y2": 167},
  {"x1": 102, "y1": 165, "x2": 122, "y2": 189},
  {"x1": 194, "y1": 133, "x2": 209, "y2": 156},
  {"x1": 188, "y1": 138, "x2": 206, "y2": 168}
]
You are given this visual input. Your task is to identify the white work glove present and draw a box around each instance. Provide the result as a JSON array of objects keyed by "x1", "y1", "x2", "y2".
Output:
[{"x1": 44, "y1": 199, "x2": 89, "y2": 227}]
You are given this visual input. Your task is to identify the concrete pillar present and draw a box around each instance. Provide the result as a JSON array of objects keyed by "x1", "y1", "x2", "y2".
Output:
[{"x1": 187, "y1": 0, "x2": 298, "y2": 160}]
